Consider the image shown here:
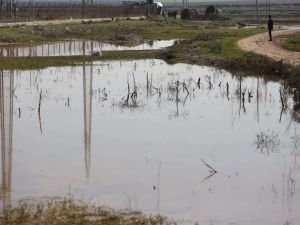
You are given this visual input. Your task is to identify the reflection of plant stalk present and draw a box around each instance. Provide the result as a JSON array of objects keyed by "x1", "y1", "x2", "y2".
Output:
[
  {"x1": 239, "y1": 75, "x2": 242, "y2": 117},
  {"x1": 124, "y1": 73, "x2": 137, "y2": 107},
  {"x1": 0, "y1": 70, "x2": 14, "y2": 209},
  {"x1": 157, "y1": 161, "x2": 161, "y2": 215},
  {"x1": 38, "y1": 90, "x2": 42, "y2": 134},
  {"x1": 200, "y1": 159, "x2": 217, "y2": 183},
  {"x1": 83, "y1": 63, "x2": 93, "y2": 179},
  {"x1": 146, "y1": 73, "x2": 149, "y2": 97},
  {"x1": 257, "y1": 77, "x2": 260, "y2": 123},
  {"x1": 226, "y1": 82, "x2": 229, "y2": 100}
]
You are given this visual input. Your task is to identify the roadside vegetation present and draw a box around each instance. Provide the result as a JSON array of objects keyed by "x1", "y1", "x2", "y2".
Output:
[{"x1": 282, "y1": 32, "x2": 300, "y2": 52}]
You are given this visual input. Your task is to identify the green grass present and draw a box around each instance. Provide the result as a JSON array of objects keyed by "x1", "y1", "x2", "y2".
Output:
[
  {"x1": 0, "y1": 50, "x2": 161, "y2": 70},
  {"x1": 197, "y1": 29, "x2": 263, "y2": 59},
  {"x1": 282, "y1": 32, "x2": 300, "y2": 52},
  {"x1": 0, "y1": 18, "x2": 266, "y2": 70},
  {"x1": 0, "y1": 18, "x2": 202, "y2": 45}
]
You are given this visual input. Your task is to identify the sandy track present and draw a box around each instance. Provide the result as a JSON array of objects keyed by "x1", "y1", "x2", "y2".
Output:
[{"x1": 238, "y1": 30, "x2": 300, "y2": 67}]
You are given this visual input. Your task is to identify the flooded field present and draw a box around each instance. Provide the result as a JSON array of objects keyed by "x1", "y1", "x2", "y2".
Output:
[
  {"x1": 0, "y1": 40, "x2": 176, "y2": 57},
  {"x1": 0, "y1": 59, "x2": 300, "y2": 225}
]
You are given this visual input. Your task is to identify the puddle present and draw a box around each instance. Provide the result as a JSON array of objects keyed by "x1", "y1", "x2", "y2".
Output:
[
  {"x1": 234, "y1": 25, "x2": 300, "y2": 31},
  {"x1": 280, "y1": 25, "x2": 300, "y2": 31},
  {"x1": 0, "y1": 39, "x2": 176, "y2": 57},
  {"x1": 0, "y1": 59, "x2": 300, "y2": 225}
]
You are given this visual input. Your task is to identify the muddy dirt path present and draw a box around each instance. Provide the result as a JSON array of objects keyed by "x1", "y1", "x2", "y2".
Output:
[{"x1": 238, "y1": 30, "x2": 300, "y2": 66}]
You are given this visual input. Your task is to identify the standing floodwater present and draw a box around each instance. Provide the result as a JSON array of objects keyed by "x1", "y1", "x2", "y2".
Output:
[
  {"x1": 0, "y1": 60, "x2": 299, "y2": 225},
  {"x1": 0, "y1": 40, "x2": 176, "y2": 57}
]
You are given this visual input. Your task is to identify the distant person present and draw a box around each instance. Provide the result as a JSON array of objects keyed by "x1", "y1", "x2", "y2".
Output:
[{"x1": 268, "y1": 15, "x2": 273, "y2": 41}]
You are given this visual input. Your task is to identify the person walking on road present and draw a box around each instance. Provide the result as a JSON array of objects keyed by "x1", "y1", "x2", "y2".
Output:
[{"x1": 268, "y1": 15, "x2": 273, "y2": 41}]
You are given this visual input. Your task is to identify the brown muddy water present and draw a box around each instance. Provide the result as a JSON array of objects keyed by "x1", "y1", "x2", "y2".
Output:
[
  {"x1": 0, "y1": 40, "x2": 176, "y2": 57},
  {"x1": 0, "y1": 59, "x2": 300, "y2": 225}
]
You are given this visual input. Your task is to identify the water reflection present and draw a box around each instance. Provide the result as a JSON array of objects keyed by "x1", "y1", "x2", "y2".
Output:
[
  {"x1": 0, "y1": 60, "x2": 299, "y2": 225},
  {"x1": 0, "y1": 40, "x2": 176, "y2": 58},
  {"x1": 0, "y1": 71, "x2": 14, "y2": 209},
  {"x1": 83, "y1": 63, "x2": 93, "y2": 178}
]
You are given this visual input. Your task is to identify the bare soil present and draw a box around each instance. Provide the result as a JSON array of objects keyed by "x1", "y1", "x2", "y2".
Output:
[{"x1": 237, "y1": 29, "x2": 300, "y2": 66}]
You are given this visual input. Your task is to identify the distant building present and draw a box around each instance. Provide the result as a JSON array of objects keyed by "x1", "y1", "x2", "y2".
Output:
[
  {"x1": 122, "y1": 0, "x2": 145, "y2": 7},
  {"x1": 147, "y1": 0, "x2": 163, "y2": 16},
  {"x1": 153, "y1": 2, "x2": 163, "y2": 15}
]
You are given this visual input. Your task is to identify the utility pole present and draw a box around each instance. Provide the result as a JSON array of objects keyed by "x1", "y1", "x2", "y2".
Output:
[
  {"x1": 10, "y1": 0, "x2": 16, "y2": 19},
  {"x1": 82, "y1": 0, "x2": 86, "y2": 18},
  {"x1": 10, "y1": 0, "x2": 12, "y2": 18},
  {"x1": 3, "y1": 0, "x2": 13, "y2": 19},
  {"x1": 0, "y1": 0, "x2": 3, "y2": 12},
  {"x1": 265, "y1": 0, "x2": 267, "y2": 17},
  {"x1": 82, "y1": 0, "x2": 93, "y2": 19},
  {"x1": 265, "y1": 0, "x2": 271, "y2": 17},
  {"x1": 68, "y1": 0, "x2": 72, "y2": 19},
  {"x1": 182, "y1": 0, "x2": 188, "y2": 9},
  {"x1": 256, "y1": 0, "x2": 259, "y2": 19}
]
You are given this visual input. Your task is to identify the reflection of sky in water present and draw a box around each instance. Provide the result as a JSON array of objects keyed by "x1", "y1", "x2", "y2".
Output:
[
  {"x1": 0, "y1": 59, "x2": 300, "y2": 225},
  {"x1": 0, "y1": 40, "x2": 176, "y2": 57}
]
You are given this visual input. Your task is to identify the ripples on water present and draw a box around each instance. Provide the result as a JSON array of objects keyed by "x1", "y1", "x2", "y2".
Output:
[{"x1": 0, "y1": 59, "x2": 299, "y2": 225}]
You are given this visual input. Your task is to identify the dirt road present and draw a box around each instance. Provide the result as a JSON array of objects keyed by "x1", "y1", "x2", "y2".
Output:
[
  {"x1": 238, "y1": 29, "x2": 300, "y2": 66},
  {"x1": 0, "y1": 17, "x2": 142, "y2": 28}
]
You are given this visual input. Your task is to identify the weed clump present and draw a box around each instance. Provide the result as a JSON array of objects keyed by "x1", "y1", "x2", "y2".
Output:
[
  {"x1": 207, "y1": 40, "x2": 223, "y2": 53},
  {"x1": 0, "y1": 198, "x2": 174, "y2": 225},
  {"x1": 163, "y1": 51, "x2": 176, "y2": 61},
  {"x1": 192, "y1": 32, "x2": 222, "y2": 42},
  {"x1": 255, "y1": 130, "x2": 280, "y2": 155}
]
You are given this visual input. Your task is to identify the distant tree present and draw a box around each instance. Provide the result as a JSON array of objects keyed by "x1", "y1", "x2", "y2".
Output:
[{"x1": 205, "y1": 5, "x2": 218, "y2": 16}]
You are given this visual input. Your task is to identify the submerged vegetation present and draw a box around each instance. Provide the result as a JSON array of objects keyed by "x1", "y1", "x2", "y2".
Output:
[{"x1": 255, "y1": 130, "x2": 280, "y2": 155}]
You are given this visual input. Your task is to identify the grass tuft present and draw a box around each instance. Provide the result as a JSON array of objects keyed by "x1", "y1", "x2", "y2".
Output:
[
  {"x1": 282, "y1": 32, "x2": 300, "y2": 52},
  {"x1": 0, "y1": 198, "x2": 174, "y2": 225}
]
